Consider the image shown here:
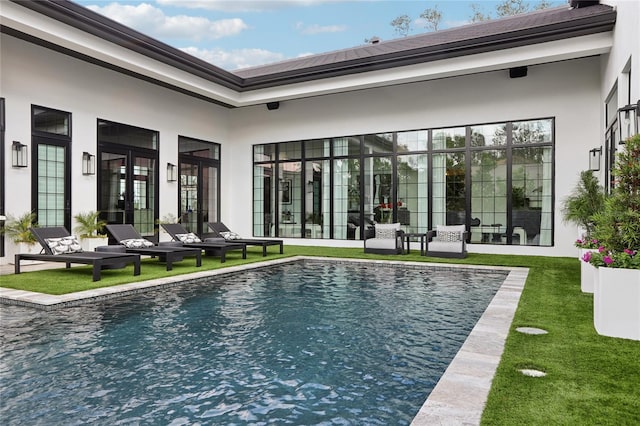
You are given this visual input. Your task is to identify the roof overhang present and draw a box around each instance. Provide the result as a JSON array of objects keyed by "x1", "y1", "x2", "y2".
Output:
[{"x1": 0, "y1": 0, "x2": 616, "y2": 108}]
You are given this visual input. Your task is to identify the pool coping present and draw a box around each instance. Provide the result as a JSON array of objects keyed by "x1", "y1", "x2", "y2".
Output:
[{"x1": 0, "y1": 256, "x2": 528, "y2": 425}]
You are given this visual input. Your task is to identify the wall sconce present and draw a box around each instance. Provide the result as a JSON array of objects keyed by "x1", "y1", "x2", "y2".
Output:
[
  {"x1": 589, "y1": 147, "x2": 602, "y2": 171},
  {"x1": 82, "y1": 152, "x2": 95, "y2": 175},
  {"x1": 167, "y1": 163, "x2": 177, "y2": 182},
  {"x1": 618, "y1": 101, "x2": 640, "y2": 144},
  {"x1": 12, "y1": 141, "x2": 28, "y2": 168}
]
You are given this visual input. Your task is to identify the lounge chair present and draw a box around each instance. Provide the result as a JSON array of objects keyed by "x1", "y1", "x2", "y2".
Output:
[
  {"x1": 161, "y1": 223, "x2": 247, "y2": 263},
  {"x1": 208, "y1": 222, "x2": 283, "y2": 256},
  {"x1": 364, "y1": 222, "x2": 405, "y2": 255},
  {"x1": 14, "y1": 227, "x2": 141, "y2": 281},
  {"x1": 425, "y1": 224, "x2": 468, "y2": 258},
  {"x1": 105, "y1": 224, "x2": 202, "y2": 270}
]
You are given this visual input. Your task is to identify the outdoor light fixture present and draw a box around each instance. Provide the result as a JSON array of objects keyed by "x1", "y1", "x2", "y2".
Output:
[
  {"x1": 589, "y1": 147, "x2": 602, "y2": 171},
  {"x1": 82, "y1": 152, "x2": 95, "y2": 175},
  {"x1": 12, "y1": 141, "x2": 28, "y2": 168},
  {"x1": 167, "y1": 163, "x2": 177, "y2": 182},
  {"x1": 617, "y1": 101, "x2": 640, "y2": 144}
]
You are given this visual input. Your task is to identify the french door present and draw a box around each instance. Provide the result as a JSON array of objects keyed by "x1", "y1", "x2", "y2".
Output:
[
  {"x1": 98, "y1": 146, "x2": 158, "y2": 239},
  {"x1": 179, "y1": 158, "x2": 218, "y2": 236}
]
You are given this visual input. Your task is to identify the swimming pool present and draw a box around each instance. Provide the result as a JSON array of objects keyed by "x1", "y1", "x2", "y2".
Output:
[{"x1": 0, "y1": 260, "x2": 508, "y2": 425}]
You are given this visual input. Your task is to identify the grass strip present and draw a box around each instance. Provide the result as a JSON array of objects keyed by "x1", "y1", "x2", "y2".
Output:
[{"x1": 2, "y1": 245, "x2": 639, "y2": 424}]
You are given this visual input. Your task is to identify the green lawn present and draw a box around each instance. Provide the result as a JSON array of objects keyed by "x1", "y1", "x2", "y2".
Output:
[{"x1": 2, "y1": 245, "x2": 639, "y2": 424}]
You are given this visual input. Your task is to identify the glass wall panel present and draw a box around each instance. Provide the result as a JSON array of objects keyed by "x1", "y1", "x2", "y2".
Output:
[
  {"x1": 253, "y1": 163, "x2": 274, "y2": 237},
  {"x1": 278, "y1": 161, "x2": 302, "y2": 237},
  {"x1": 397, "y1": 130, "x2": 428, "y2": 153},
  {"x1": 304, "y1": 160, "x2": 330, "y2": 238},
  {"x1": 36, "y1": 144, "x2": 65, "y2": 227},
  {"x1": 512, "y1": 120, "x2": 552, "y2": 144},
  {"x1": 364, "y1": 157, "x2": 393, "y2": 224},
  {"x1": 512, "y1": 146, "x2": 553, "y2": 246},
  {"x1": 364, "y1": 133, "x2": 393, "y2": 155},
  {"x1": 397, "y1": 154, "x2": 428, "y2": 232},
  {"x1": 333, "y1": 158, "x2": 360, "y2": 240},
  {"x1": 470, "y1": 124, "x2": 506, "y2": 147},
  {"x1": 433, "y1": 127, "x2": 465, "y2": 150},
  {"x1": 33, "y1": 106, "x2": 69, "y2": 136},
  {"x1": 333, "y1": 137, "x2": 360, "y2": 157},
  {"x1": 305, "y1": 139, "x2": 331, "y2": 159},
  {"x1": 180, "y1": 162, "x2": 198, "y2": 231},
  {"x1": 433, "y1": 152, "x2": 466, "y2": 226},
  {"x1": 279, "y1": 142, "x2": 302, "y2": 161},
  {"x1": 470, "y1": 150, "x2": 507, "y2": 244},
  {"x1": 254, "y1": 144, "x2": 276, "y2": 162}
]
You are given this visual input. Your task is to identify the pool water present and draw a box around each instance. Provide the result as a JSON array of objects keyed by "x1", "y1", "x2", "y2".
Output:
[{"x1": 0, "y1": 261, "x2": 507, "y2": 425}]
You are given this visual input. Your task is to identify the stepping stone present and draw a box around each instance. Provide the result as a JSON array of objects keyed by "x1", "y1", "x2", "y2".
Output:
[
  {"x1": 516, "y1": 327, "x2": 548, "y2": 335},
  {"x1": 520, "y1": 369, "x2": 547, "y2": 377}
]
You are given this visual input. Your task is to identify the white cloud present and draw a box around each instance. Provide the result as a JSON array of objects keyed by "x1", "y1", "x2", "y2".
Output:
[
  {"x1": 86, "y1": 3, "x2": 248, "y2": 41},
  {"x1": 295, "y1": 21, "x2": 347, "y2": 35},
  {"x1": 180, "y1": 46, "x2": 286, "y2": 70},
  {"x1": 157, "y1": 0, "x2": 325, "y2": 13}
]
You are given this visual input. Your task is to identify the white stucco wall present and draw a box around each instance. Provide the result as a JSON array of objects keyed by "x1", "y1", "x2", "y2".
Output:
[
  {"x1": 601, "y1": 0, "x2": 640, "y2": 107},
  {"x1": 1, "y1": 33, "x2": 230, "y2": 241},
  {"x1": 228, "y1": 57, "x2": 603, "y2": 257},
  {"x1": 3, "y1": 4, "x2": 630, "y2": 259}
]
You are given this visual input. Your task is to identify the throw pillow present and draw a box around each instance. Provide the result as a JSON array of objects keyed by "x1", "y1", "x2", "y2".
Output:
[
  {"x1": 435, "y1": 231, "x2": 462, "y2": 242},
  {"x1": 175, "y1": 232, "x2": 202, "y2": 243},
  {"x1": 120, "y1": 238, "x2": 154, "y2": 249},
  {"x1": 220, "y1": 231, "x2": 241, "y2": 240},
  {"x1": 44, "y1": 236, "x2": 83, "y2": 255},
  {"x1": 375, "y1": 224, "x2": 398, "y2": 240}
]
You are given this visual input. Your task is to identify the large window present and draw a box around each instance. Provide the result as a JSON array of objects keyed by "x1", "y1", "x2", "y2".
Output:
[
  {"x1": 253, "y1": 118, "x2": 554, "y2": 246},
  {"x1": 32, "y1": 106, "x2": 72, "y2": 231}
]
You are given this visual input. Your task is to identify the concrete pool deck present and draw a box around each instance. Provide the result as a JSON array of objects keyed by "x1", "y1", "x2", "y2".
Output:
[{"x1": 0, "y1": 256, "x2": 528, "y2": 425}]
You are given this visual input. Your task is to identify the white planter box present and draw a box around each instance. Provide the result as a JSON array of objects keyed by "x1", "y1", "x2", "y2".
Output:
[
  {"x1": 80, "y1": 237, "x2": 108, "y2": 252},
  {"x1": 580, "y1": 249, "x2": 597, "y2": 293},
  {"x1": 594, "y1": 267, "x2": 640, "y2": 341},
  {"x1": 9, "y1": 242, "x2": 43, "y2": 265}
]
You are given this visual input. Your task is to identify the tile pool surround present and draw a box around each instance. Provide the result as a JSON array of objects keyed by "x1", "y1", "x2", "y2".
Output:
[{"x1": 0, "y1": 256, "x2": 528, "y2": 425}]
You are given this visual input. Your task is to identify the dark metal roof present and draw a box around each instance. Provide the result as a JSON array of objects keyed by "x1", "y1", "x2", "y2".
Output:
[
  {"x1": 4, "y1": 0, "x2": 616, "y2": 97},
  {"x1": 235, "y1": 3, "x2": 616, "y2": 88}
]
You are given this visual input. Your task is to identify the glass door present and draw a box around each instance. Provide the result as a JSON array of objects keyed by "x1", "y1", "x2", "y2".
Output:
[
  {"x1": 179, "y1": 159, "x2": 218, "y2": 236},
  {"x1": 98, "y1": 148, "x2": 157, "y2": 238}
]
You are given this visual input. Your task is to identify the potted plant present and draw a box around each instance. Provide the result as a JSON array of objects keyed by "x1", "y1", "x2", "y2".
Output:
[
  {"x1": 562, "y1": 170, "x2": 605, "y2": 292},
  {"x1": 590, "y1": 134, "x2": 640, "y2": 340},
  {"x1": 1, "y1": 211, "x2": 39, "y2": 264},
  {"x1": 73, "y1": 211, "x2": 107, "y2": 251}
]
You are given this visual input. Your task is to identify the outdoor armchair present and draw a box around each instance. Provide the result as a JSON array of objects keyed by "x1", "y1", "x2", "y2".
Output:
[
  {"x1": 364, "y1": 222, "x2": 404, "y2": 255},
  {"x1": 425, "y1": 224, "x2": 468, "y2": 258}
]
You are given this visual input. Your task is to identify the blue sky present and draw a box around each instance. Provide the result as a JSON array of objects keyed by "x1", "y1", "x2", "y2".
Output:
[{"x1": 75, "y1": 0, "x2": 565, "y2": 71}]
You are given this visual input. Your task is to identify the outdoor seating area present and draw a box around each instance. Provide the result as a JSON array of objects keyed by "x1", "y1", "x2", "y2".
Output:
[
  {"x1": 161, "y1": 223, "x2": 247, "y2": 262},
  {"x1": 105, "y1": 224, "x2": 202, "y2": 271},
  {"x1": 13, "y1": 227, "x2": 141, "y2": 282},
  {"x1": 208, "y1": 222, "x2": 284, "y2": 256}
]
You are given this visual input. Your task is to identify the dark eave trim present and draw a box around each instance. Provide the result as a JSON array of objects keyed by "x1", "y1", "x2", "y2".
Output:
[
  {"x1": 239, "y1": 10, "x2": 616, "y2": 90},
  {"x1": 10, "y1": 0, "x2": 245, "y2": 91},
  {"x1": 0, "y1": 26, "x2": 236, "y2": 109},
  {"x1": 6, "y1": 0, "x2": 616, "y2": 94}
]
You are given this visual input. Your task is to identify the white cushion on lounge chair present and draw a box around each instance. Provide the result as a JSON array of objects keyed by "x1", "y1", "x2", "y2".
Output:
[
  {"x1": 175, "y1": 232, "x2": 202, "y2": 243},
  {"x1": 120, "y1": 238, "x2": 154, "y2": 249},
  {"x1": 44, "y1": 235, "x2": 83, "y2": 255}
]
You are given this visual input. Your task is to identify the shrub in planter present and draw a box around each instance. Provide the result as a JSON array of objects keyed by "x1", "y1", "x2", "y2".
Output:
[
  {"x1": 1, "y1": 211, "x2": 38, "y2": 245},
  {"x1": 562, "y1": 170, "x2": 605, "y2": 240}
]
